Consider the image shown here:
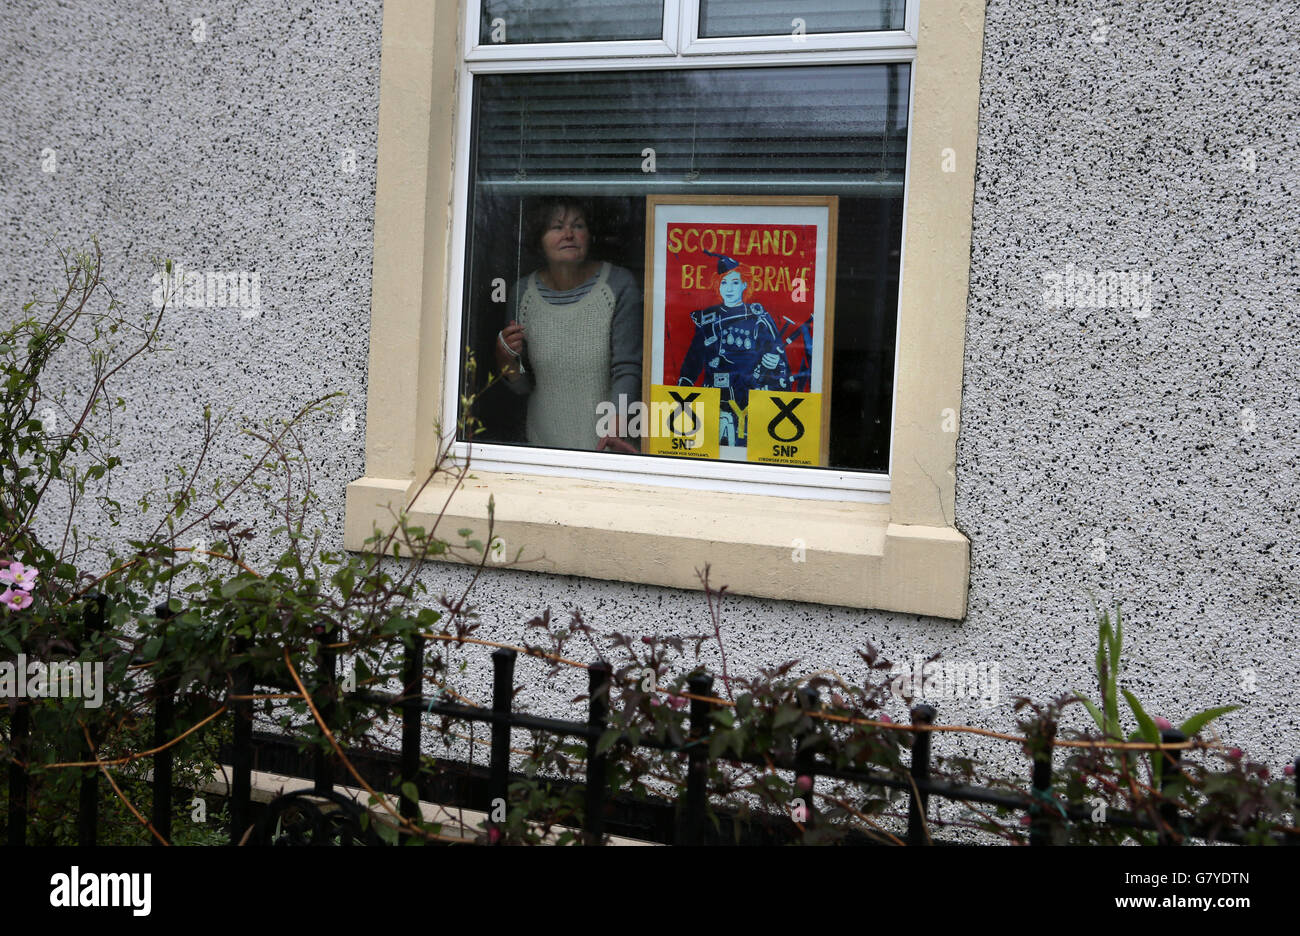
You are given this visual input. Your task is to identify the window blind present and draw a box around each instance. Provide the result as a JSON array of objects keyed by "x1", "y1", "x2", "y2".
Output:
[{"x1": 471, "y1": 64, "x2": 910, "y2": 195}]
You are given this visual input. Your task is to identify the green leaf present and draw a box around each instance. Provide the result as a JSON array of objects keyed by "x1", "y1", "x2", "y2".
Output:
[
  {"x1": 1113, "y1": 606, "x2": 1123, "y2": 660},
  {"x1": 1122, "y1": 689, "x2": 1156, "y2": 742},
  {"x1": 1073, "y1": 690, "x2": 1105, "y2": 733},
  {"x1": 142, "y1": 636, "x2": 164, "y2": 661},
  {"x1": 400, "y1": 782, "x2": 420, "y2": 805},
  {"x1": 1122, "y1": 688, "x2": 1162, "y2": 786},
  {"x1": 773, "y1": 704, "x2": 803, "y2": 730},
  {"x1": 221, "y1": 577, "x2": 256, "y2": 599},
  {"x1": 595, "y1": 727, "x2": 621, "y2": 756},
  {"x1": 1179, "y1": 705, "x2": 1240, "y2": 738},
  {"x1": 736, "y1": 693, "x2": 753, "y2": 718}
]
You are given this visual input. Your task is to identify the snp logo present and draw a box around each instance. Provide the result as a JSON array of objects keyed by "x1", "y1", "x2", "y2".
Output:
[{"x1": 50, "y1": 866, "x2": 152, "y2": 917}]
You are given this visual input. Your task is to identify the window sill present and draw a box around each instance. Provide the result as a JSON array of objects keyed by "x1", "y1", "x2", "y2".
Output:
[{"x1": 345, "y1": 472, "x2": 969, "y2": 619}]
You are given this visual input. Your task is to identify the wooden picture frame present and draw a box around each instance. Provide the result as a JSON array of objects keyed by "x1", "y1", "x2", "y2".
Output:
[{"x1": 642, "y1": 194, "x2": 838, "y2": 466}]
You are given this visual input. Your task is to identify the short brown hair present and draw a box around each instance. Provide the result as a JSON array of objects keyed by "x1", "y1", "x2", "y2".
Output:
[{"x1": 525, "y1": 197, "x2": 593, "y2": 253}]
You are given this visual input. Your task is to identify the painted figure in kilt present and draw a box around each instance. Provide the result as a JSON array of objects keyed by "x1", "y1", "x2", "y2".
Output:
[{"x1": 677, "y1": 250, "x2": 791, "y2": 446}]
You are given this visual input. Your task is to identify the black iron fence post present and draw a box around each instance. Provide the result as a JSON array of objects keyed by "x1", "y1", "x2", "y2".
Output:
[
  {"x1": 6, "y1": 702, "x2": 29, "y2": 846},
  {"x1": 583, "y1": 661, "x2": 612, "y2": 845},
  {"x1": 907, "y1": 704, "x2": 936, "y2": 846},
  {"x1": 1157, "y1": 728, "x2": 1185, "y2": 846},
  {"x1": 229, "y1": 639, "x2": 253, "y2": 846},
  {"x1": 78, "y1": 593, "x2": 107, "y2": 847},
  {"x1": 77, "y1": 728, "x2": 99, "y2": 847},
  {"x1": 150, "y1": 604, "x2": 177, "y2": 846},
  {"x1": 1291, "y1": 755, "x2": 1300, "y2": 846},
  {"x1": 679, "y1": 672, "x2": 714, "y2": 846},
  {"x1": 399, "y1": 632, "x2": 425, "y2": 829},
  {"x1": 487, "y1": 647, "x2": 517, "y2": 842},
  {"x1": 1029, "y1": 720, "x2": 1057, "y2": 846},
  {"x1": 794, "y1": 687, "x2": 820, "y2": 832},
  {"x1": 313, "y1": 624, "x2": 338, "y2": 796},
  {"x1": 151, "y1": 669, "x2": 175, "y2": 845}
]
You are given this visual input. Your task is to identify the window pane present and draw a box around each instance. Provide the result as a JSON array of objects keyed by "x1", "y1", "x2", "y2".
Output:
[
  {"x1": 479, "y1": 0, "x2": 664, "y2": 44},
  {"x1": 699, "y1": 0, "x2": 905, "y2": 37},
  {"x1": 460, "y1": 64, "x2": 909, "y2": 474}
]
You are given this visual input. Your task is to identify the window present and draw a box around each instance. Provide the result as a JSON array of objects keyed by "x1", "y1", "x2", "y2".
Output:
[
  {"x1": 451, "y1": 0, "x2": 916, "y2": 496},
  {"x1": 458, "y1": 66, "x2": 906, "y2": 479},
  {"x1": 347, "y1": 0, "x2": 983, "y2": 617}
]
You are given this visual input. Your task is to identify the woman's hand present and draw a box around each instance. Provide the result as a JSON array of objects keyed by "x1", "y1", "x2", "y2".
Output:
[
  {"x1": 597, "y1": 434, "x2": 639, "y2": 454},
  {"x1": 496, "y1": 322, "x2": 526, "y2": 378}
]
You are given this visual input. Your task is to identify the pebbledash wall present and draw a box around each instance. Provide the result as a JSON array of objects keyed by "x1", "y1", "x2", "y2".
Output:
[{"x1": 2, "y1": 0, "x2": 1298, "y2": 786}]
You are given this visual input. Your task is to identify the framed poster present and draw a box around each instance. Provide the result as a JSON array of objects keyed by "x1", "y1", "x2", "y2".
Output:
[{"x1": 643, "y1": 195, "x2": 837, "y2": 465}]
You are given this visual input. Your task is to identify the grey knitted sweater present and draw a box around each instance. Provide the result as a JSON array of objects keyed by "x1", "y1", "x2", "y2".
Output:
[{"x1": 505, "y1": 262, "x2": 642, "y2": 450}]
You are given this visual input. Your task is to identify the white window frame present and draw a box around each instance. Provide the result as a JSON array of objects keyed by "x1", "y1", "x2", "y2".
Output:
[
  {"x1": 465, "y1": 0, "x2": 681, "y2": 60},
  {"x1": 464, "y1": 0, "x2": 917, "y2": 61},
  {"x1": 678, "y1": 0, "x2": 918, "y2": 56},
  {"x1": 447, "y1": 0, "x2": 918, "y2": 502}
]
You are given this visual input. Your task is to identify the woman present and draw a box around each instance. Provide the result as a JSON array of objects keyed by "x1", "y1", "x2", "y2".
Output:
[{"x1": 495, "y1": 197, "x2": 642, "y2": 453}]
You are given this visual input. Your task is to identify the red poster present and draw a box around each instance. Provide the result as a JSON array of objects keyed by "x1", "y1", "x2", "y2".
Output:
[
  {"x1": 662, "y1": 222, "x2": 818, "y2": 396},
  {"x1": 645, "y1": 197, "x2": 837, "y2": 462}
]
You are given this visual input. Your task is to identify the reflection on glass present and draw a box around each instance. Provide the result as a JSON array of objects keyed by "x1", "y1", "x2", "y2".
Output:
[
  {"x1": 699, "y1": 0, "x2": 905, "y2": 38},
  {"x1": 461, "y1": 65, "x2": 910, "y2": 473},
  {"x1": 480, "y1": 0, "x2": 663, "y2": 44},
  {"x1": 492, "y1": 197, "x2": 643, "y2": 453}
]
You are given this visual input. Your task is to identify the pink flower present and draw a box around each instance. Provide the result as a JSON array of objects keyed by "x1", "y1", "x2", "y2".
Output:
[
  {"x1": 656, "y1": 693, "x2": 687, "y2": 711},
  {"x1": 1284, "y1": 764, "x2": 1295, "y2": 777},
  {"x1": 1227, "y1": 748, "x2": 1243, "y2": 762},
  {"x1": 795, "y1": 775, "x2": 813, "y2": 793},
  {"x1": 0, "y1": 562, "x2": 38, "y2": 592},
  {"x1": 877, "y1": 714, "x2": 893, "y2": 724},
  {"x1": 1, "y1": 589, "x2": 33, "y2": 611},
  {"x1": 0, "y1": 559, "x2": 9, "y2": 568},
  {"x1": 1019, "y1": 815, "x2": 1032, "y2": 826},
  {"x1": 1153, "y1": 716, "x2": 1173, "y2": 731},
  {"x1": 487, "y1": 827, "x2": 502, "y2": 845}
]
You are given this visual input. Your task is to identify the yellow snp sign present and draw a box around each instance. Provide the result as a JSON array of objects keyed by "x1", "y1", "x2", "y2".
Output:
[
  {"x1": 646, "y1": 384, "x2": 720, "y2": 459},
  {"x1": 747, "y1": 391, "x2": 822, "y2": 466}
]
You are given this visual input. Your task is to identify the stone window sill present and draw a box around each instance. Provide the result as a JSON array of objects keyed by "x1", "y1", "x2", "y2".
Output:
[{"x1": 345, "y1": 472, "x2": 968, "y2": 618}]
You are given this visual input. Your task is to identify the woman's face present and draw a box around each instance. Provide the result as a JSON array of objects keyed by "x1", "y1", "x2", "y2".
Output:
[
  {"x1": 540, "y1": 208, "x2": 590, "y2": 266},
  {"x1": 718, "y1": 270, "x2": 747, "y2": 307}
]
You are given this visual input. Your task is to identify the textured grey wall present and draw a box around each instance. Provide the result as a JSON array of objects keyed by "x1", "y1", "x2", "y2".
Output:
[{"x1": 2, "y1": 0, "x2": 1297, "y2": 801}]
